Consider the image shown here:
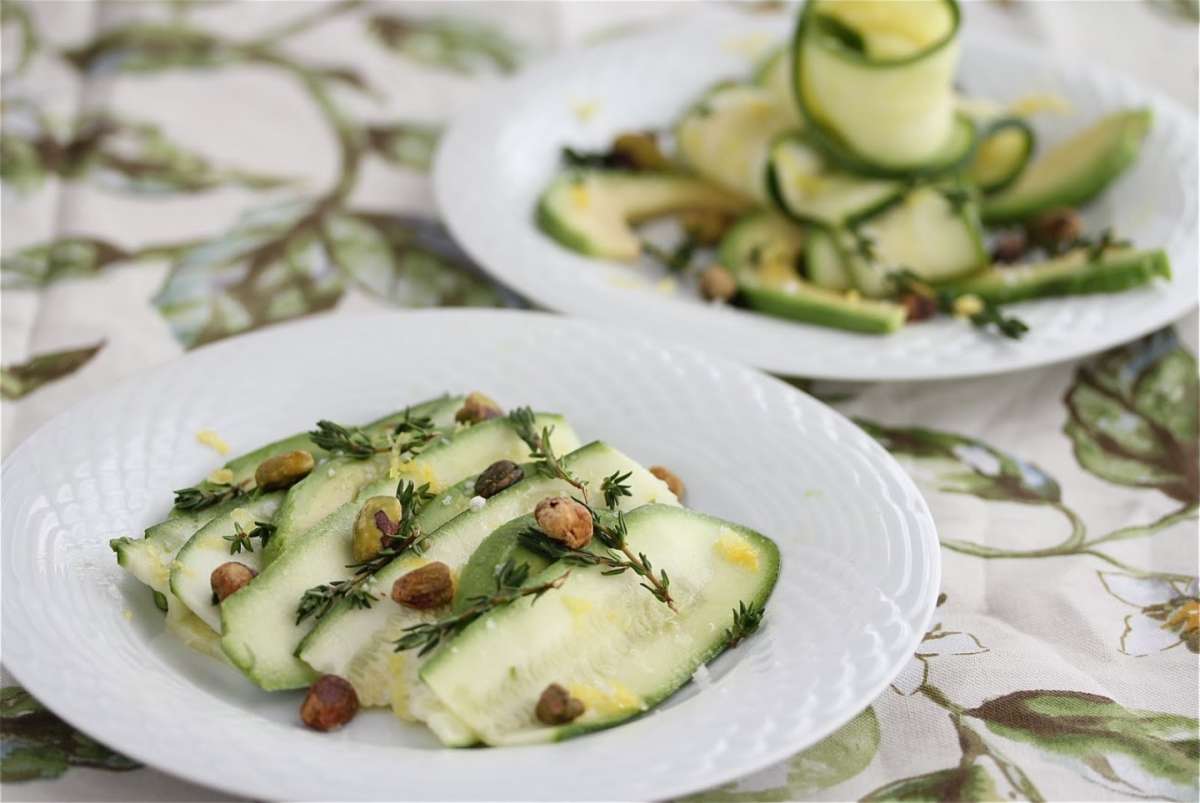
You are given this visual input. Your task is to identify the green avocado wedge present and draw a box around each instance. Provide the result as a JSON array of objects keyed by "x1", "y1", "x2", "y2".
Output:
[
  {"x1": 940, "y1": 247, "x2": 1171, "y2": 305},
  {"x1": 982, "y1": 109, "x2": 1152, "y2": 224},
  {"x1": 719, "y1": 212, "x2": 906, "y2": 335},
  {"x1": 536, "y1": 170, "x2": 749, "y2": 261}
]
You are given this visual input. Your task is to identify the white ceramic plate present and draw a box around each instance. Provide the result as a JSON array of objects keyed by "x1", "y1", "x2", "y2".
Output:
[
  {"x1": 1, "y1": 310, "x2": 938, "y2": 802},
  {"x1": 434, "y1": 16, "x2": 1198, "y2": 381}
]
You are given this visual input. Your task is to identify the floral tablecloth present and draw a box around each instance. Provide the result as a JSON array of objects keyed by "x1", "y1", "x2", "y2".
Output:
[{"x1": 2, "y1": 2, "x2": 1197, "y2": 801}]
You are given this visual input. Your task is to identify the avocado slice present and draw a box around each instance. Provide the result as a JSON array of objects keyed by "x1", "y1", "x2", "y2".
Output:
[
  {"x1": 536, "y1": 170, "x2": 749, "y2": 261},
  {"x1": 719, "y1": 212, "x2": 906, "y2": 335},
  {"x1": 982, "y1": 109, "x2": 1152, "y2": 224}
]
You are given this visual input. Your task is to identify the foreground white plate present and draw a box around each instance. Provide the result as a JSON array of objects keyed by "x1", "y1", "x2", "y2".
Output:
[
  {"x1": 435, "y1": 16, "x2": 1198, "y2": 381},
  {"x1": 1, "y1": 310, "x2": 937, "y2": 801}
]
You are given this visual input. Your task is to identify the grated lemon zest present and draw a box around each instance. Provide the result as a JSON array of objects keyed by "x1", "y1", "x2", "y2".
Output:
[
  {"x1": 568, "y1": 682, "x2": 643, "y2": 717},
  {"x1": 196, "y1": 429, "x2": 230, "y2": 456},
  {"x1": 714, "y1": 528, "x2": 760, "y2": 571},
  {"x1": 207, "y1": 467, "x2": 234, "y2": 485}
]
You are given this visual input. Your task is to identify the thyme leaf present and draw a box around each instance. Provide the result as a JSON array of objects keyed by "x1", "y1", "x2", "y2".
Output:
[
  {"x1": 224, "y1": 521, "x2": 276, "y2": 554},
  {"x1": 725, "y1": 600, "x2": 765, "y2": 648},
  {"x1": 173, "y1": 480, "x2": 249, "y2": 511}
]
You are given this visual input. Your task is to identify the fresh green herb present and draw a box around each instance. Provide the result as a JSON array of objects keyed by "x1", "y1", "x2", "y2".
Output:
[
  {"x1": 520, "y1": 507, "x2": 676, "y2": 612},
  {"x1": 850, "y1": 227, "x2": 875, "y2": 262},
  {"x1": 1085, "y1": 227, "x2": 1132, "y2": 261},
  {"x1": 969, "y1": 304, "x2": 1030, "y2": 339},
  {"x1": 643, "y1": 236, "x2": 698, "y2": 272},
  {"x1": 392, "y1": 406, "x2": 440, "y2": 455},
  {"x1": 173, "y1": 480, "x2": 248, "y2": 511},
  {"x1": 601, "y1": 470, "x2": 633, "y2": 509},
  {"x1": 394, "y1": 560, "x2": 570, "y2": 656},
  {"x1": 224, "y1": 521, "x2": 276, "y2": 554},
  {"x1": 294, "y1": 479, "x2": 433, "y2": 624},
  {"x1": 725, "y1": 600, "x2": 765, "y2": 648},
  {"x1": 296, "y1": 581, "x2": 375, "y2": 624},
  {"x1": 509, "y1": 407, "x2": 589, "y2": 501},
  {"x1": 308, "y1": 419, "x2": 382, "y2": 458},
  {"x1": 890, "y1": 268, "x2": 1029, "y2": 341}
]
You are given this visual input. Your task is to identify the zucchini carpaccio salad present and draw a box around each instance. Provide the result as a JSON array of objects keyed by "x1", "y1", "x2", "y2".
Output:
[
  {"x1": 537, "y1": 0, "x2": 1170, "y2": 336},
  {"x1": 111, "y1": 393, "x2": 779, "y2": 745}
]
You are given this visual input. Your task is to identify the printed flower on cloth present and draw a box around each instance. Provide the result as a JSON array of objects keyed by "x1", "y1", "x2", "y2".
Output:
[
  {"x1": 1100, "y1": 572, "x2": 1200, "y2": 655},
  {"x1": 890, "y1": 618, "x2": 989, "y2": 696}
]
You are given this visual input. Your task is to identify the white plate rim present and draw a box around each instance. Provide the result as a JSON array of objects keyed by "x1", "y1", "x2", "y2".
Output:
[{"x1": 0, "y1": 309, "x2": 941, "y2": 801}]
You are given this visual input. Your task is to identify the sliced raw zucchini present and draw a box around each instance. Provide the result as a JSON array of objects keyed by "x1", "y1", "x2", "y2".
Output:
[
  {"x1": 676, "y1": 83, "x2": 795, "y2": 203},
  {"x1": 941, "y1": 247, "x2": 1171, "y2": 304},
  {"x1": 169, "y1": 493, "x2": 284, "y2": 632},
  {"x1": 794, "y1": 0, "x2": 973, "y2": 176},
  {"x1": 110, "y1": 398, "x2": 458, "y2": 606},
  {"x1": 767, "y1": 134, "x2": 905, "y2": 226},
  {"x1": 844, "y1": 184, "x2": 987, "y2": 295},
  {"x1": 537, "y1": 170, "x2": 748, "y2": 261},
  {"x1": 296, "y1": 442, "x2": 678, "y2": 741},
  {"x1": 719, "y1": 212, "x2": 904, "y2": 334},
  {"x1": 958, "y1": 99, "x2": 1035, "y2": 194},
  {"x1": 111, "y1": 497, "x2": 247, "y2": 599},
  {"x1": 752, "y1": 47, "x2": 802, "y2": 125},
  {"x1": 982, "y1": 109, "x2": 1152, "y2": 224},
  {"x1": 220, "y1": 414, "x2": 579, "y2": 691},
  {"x1": 420, "y1": 504, "x2": 780, "y2": 746}
]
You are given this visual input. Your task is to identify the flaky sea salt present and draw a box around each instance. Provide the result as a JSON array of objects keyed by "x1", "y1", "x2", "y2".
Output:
[
  {"x1": 469, "y1": 495, "x2": 486, "y2": 511},
  {"x1": 691, "y1": 664, "x2": 712, "y2": 689}
]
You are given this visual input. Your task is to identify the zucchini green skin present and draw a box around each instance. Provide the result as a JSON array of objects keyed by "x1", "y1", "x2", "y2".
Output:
[
  {"x1": 766, "y1": 133, "x2": 907, "y2": 227},
  {"x1": 982, "y1": 109, "x2": 1152, "y2": 224},
  {"x1": 718, "y1": 213, "x2": 906, "y2": 335},
  {"x1": 940, "y1": 248, "x2": 1171, "y2": 305},
  {"x1": 791, "y1": 0, "x2": 975, "y2": 178},
  {"x1": 969, "y1": 116, "x2": 1035, "y2": 194},
  {"x1": 738, "y1": 282, "x2": 905, "y2": 335}
]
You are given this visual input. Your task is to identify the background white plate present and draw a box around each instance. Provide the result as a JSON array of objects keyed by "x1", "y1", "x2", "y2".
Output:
[
  {"x1": 434, "y1": 16, "x2": 1198, "y2": 381},
  {"x1": 1, "y1": 310, "x2": 938, "y2": 802}
]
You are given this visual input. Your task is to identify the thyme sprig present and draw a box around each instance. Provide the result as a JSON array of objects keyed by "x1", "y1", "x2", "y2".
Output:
[
  {"x1": 173, "y1": 479, "x2": 250, "y2": 511},
  {"x1": 393, "y1": 559, "x2": 570, "y2": 656},
  {"x1": 392, "y1": 406, "x2": 441, "y2": 455},
  {"x1": 725, "y1": 600, "x2": 765, "y2": 648},
  {"x1": 643, "y1": 236, "x2": 698, "y2": 272},
  {"x1": 224, "y1": 521, "x2": 276, "y2": 554},
  {"x1": 309, "y1": 419, "x2": 384, "y2": 458},
  {"x1": 890, "y1": 269, "x2": 1029, "y2": 341},
  {"x1": 509, "y1": 407, "x2": 589, "y2": 503},
  {"x1": 601, "y1": 471, "x2": 633, "y2": 509},
  {"x1": 520, "y1": 508, "x2": 677, "y2": 612},
  {"x1": 294, "y1": 479, "x2": 434, "y2": 624}
]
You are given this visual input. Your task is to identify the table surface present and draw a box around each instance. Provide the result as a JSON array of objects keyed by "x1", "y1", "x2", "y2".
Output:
[{"x1": 1, "y1": 2, "x2": 1197, "y2": 801}]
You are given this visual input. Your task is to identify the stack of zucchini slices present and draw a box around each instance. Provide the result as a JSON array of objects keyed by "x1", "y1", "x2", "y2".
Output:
[
  {"x1": 537, "y1": 0, "x2": 1169, "y2": 336},
  {"x1": 112, "y1": 395, "x2": 780, "y2": 746}
]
